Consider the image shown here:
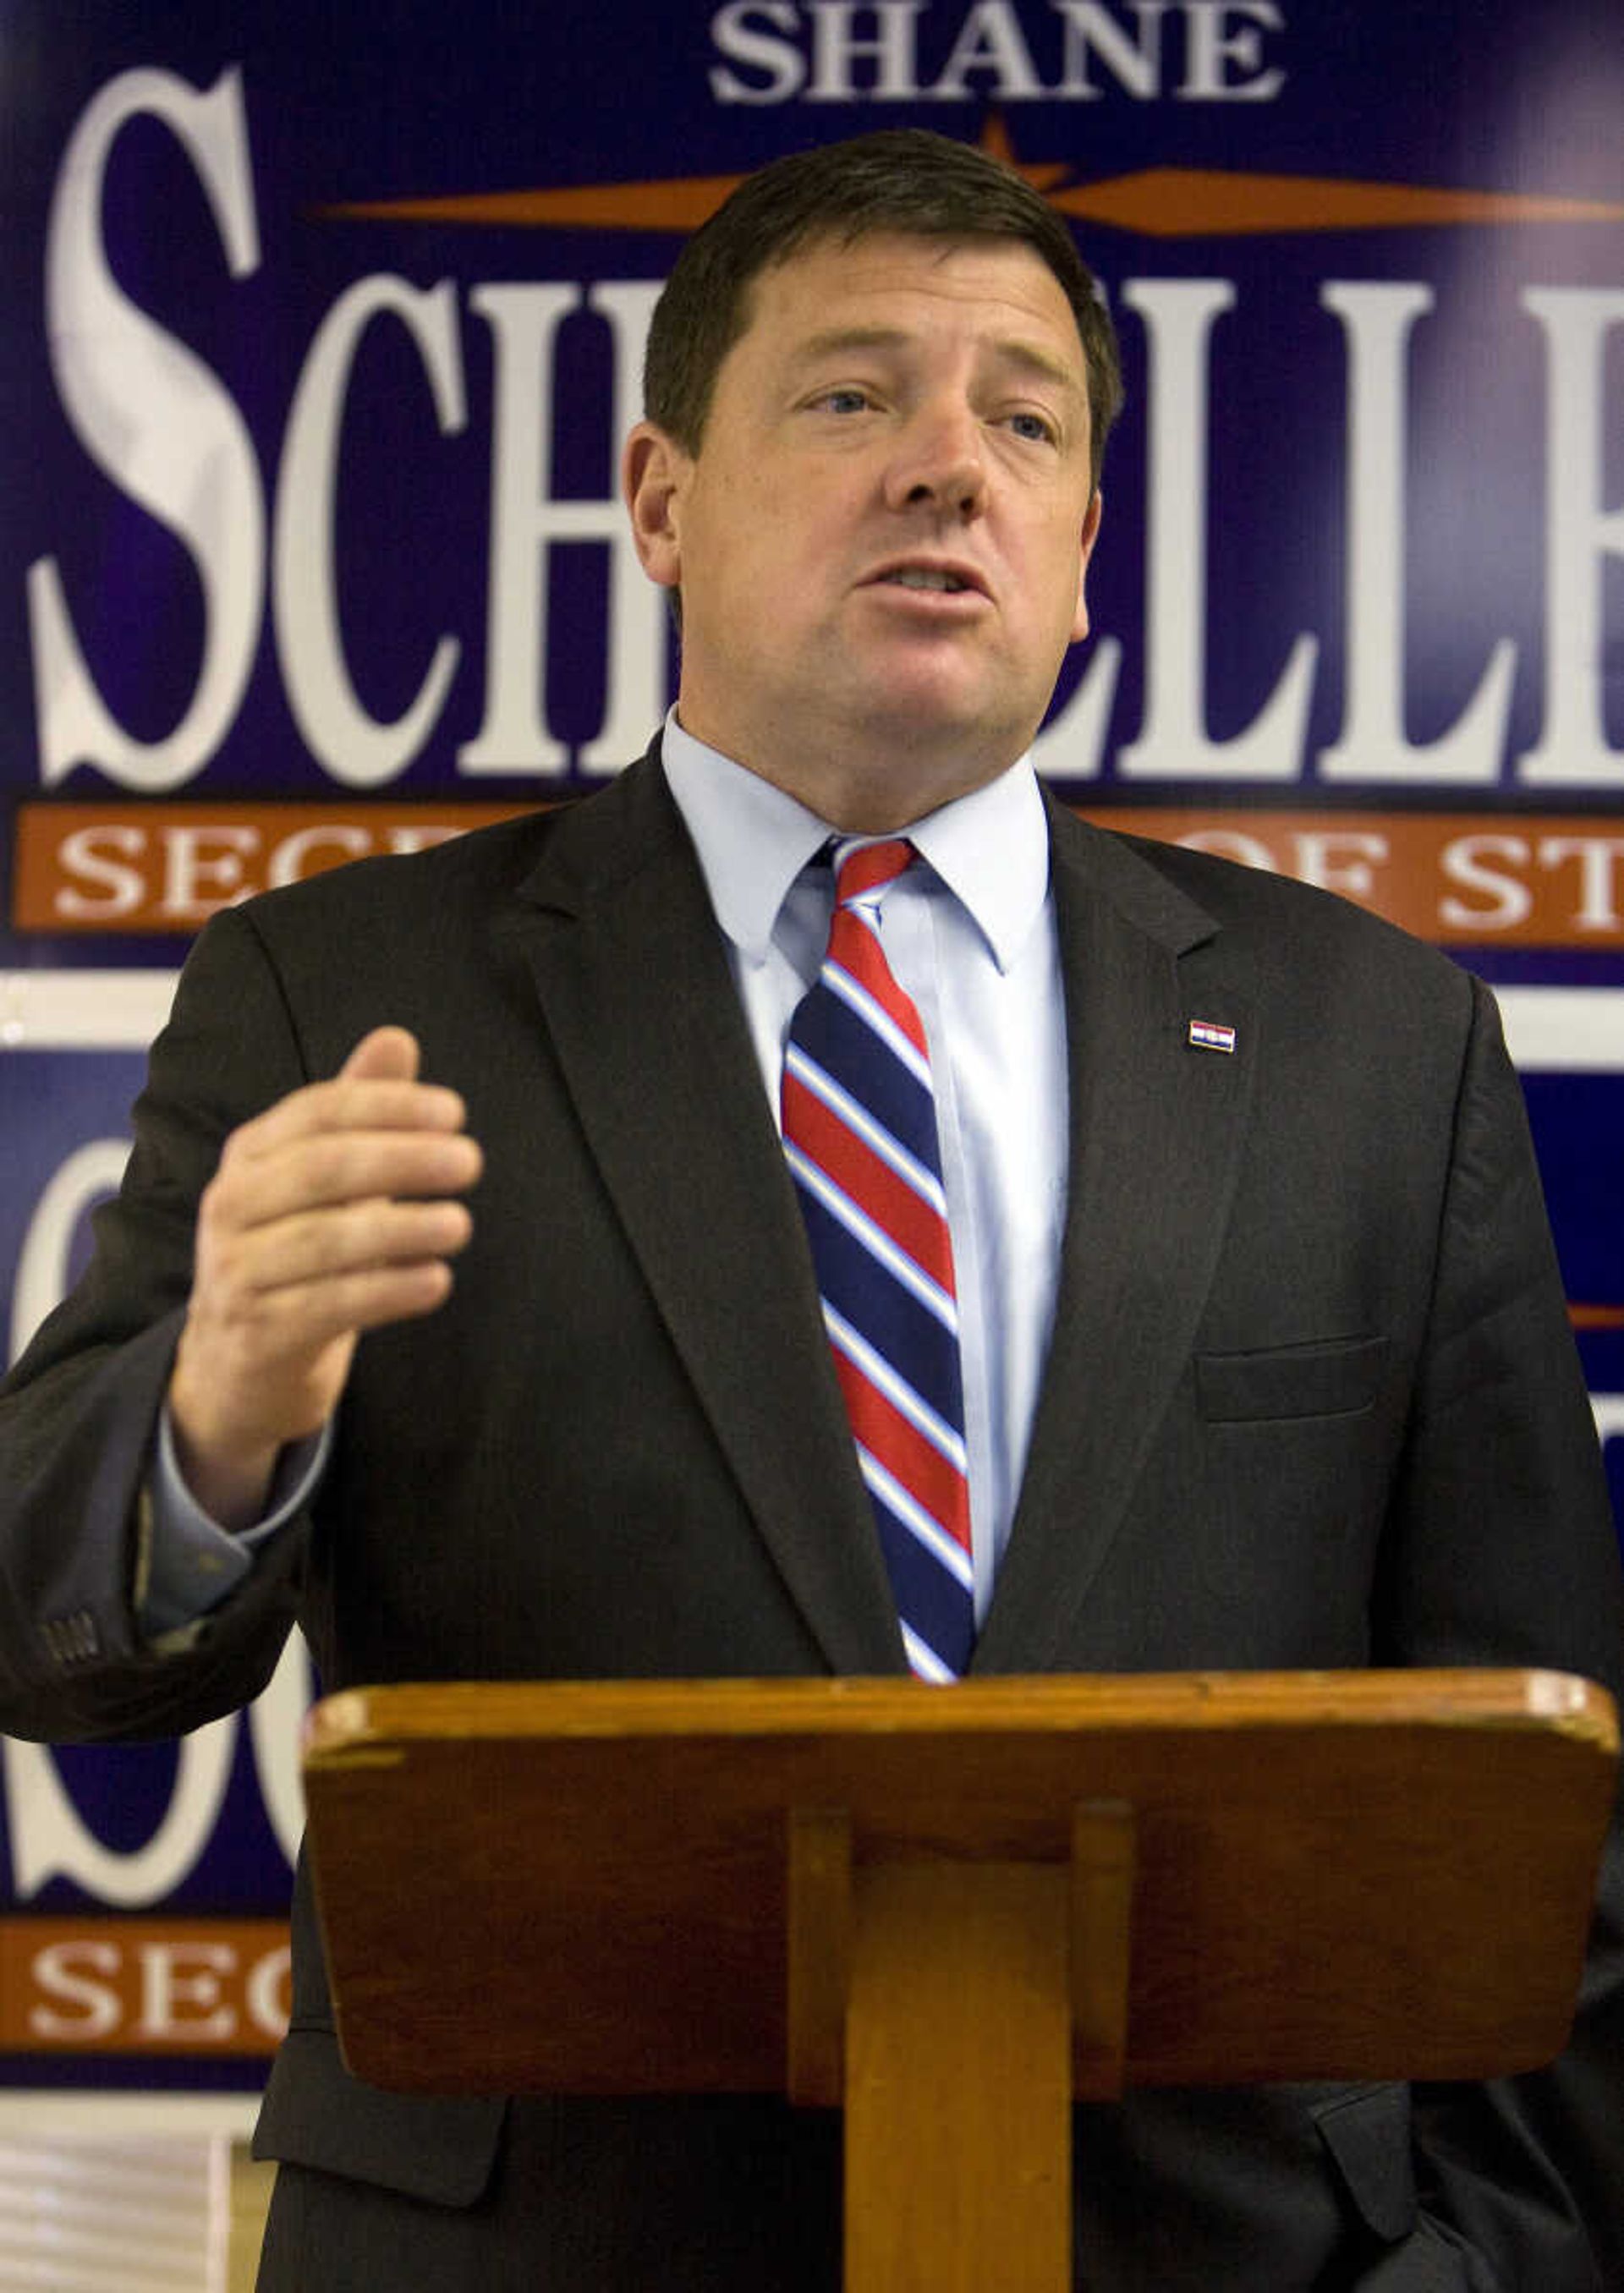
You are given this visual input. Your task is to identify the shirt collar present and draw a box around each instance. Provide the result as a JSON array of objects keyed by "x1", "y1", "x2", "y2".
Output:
[{"x1": 659, "y1": 709, "x2": 1051, "y2": 976}]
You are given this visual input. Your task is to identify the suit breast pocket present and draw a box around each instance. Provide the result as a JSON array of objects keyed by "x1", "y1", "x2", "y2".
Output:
[{"x1": 1195, "y1": 1335, "x2": 1390, "y2": 1424}]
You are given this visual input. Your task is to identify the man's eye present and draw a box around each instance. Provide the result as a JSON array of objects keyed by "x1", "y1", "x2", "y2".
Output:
[
  {"x1": 815, "y1": 387, "x2": 872, "y2": 414},
  {"x1": 1005, "y1": 410, "x2": 1057, "y2": 444}
]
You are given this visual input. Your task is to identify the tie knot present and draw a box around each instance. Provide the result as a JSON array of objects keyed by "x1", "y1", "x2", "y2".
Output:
[{"x1": 834, "y1": 837, "x2": 914, "y2": 908}]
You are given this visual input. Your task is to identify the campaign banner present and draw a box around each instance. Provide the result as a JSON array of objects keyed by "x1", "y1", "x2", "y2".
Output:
[
  {"x1": 6, "y1": 3, "x2": 1622, "y2": 901},
  {"x1": 3, "y1": 0, "x2": 1621, "y2": 2095},
  {"x1": 0, "y1": 1014, "x2": 306, "y2": 2086}
]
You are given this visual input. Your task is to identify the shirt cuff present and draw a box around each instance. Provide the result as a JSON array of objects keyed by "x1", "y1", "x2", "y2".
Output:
[{"x1": 137, "y1": 1408, "x2": 330, "y2": 1639}]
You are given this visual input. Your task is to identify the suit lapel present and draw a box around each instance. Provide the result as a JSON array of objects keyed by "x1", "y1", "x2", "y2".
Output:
[
  {"x1": 497, "y1": 750, "x2": 905, "y2": 1676},
  {"x1": 975, "y1": 802, "x2": 1258, "y2": 1670}
]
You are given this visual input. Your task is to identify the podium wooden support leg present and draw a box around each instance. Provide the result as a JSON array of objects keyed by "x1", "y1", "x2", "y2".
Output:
[
  {"x1": 842, "y1": 1857, "x2": 1073, "y2": 2293},
  {"x1": 1071, "y1": 1800, "x2": 1135, "y2": 2102}
]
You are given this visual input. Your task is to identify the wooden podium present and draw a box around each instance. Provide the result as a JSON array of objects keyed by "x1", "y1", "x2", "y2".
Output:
[{"x1": 304, "y1": 1670, "x2": 1617, "y2": 2291}]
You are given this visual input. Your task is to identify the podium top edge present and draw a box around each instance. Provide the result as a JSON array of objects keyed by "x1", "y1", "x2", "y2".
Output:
[{"x1": 304, "y1": 1668, "x2": 1619, "y2": 1764}]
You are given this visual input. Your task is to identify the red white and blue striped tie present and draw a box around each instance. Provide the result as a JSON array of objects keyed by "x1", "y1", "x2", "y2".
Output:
[{"x1": 782, "y1": 839, "x2": 975, "y2": 1681}]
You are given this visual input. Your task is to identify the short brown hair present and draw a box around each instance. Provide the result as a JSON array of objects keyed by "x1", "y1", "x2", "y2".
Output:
[{"x1": 643, "y1": 129, "x2": 1123, "y2": 494}]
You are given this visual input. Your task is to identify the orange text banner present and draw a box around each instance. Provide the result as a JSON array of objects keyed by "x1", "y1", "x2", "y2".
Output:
[
  {"x1": 0, "y1": 1917, "x2": 289, "y2": 2058},
  {"x1": 14, "y1": 801, "x2": 1624, "y2": 950}
]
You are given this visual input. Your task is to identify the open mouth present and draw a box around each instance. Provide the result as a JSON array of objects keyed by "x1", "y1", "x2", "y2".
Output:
[{"x1": 871, "y1": 564, "x2": 983, "y2": 596}]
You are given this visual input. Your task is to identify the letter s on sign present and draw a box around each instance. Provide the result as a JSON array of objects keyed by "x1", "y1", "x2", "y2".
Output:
[
  {"x1": 27, "y1": 67, "x2": 265, "y2": 793},
  {"x1": 29, "y1": 1941, "x2": 123, "y2": 2043},
  {"x1": 709, "y1": 3, "x2": 809, "y2": 101},
  {"x1": 1439, "y1": 835, "x2": 1533, "y2": 933}
]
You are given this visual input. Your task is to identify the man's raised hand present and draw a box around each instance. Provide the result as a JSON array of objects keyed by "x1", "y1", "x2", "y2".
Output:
[{"x1": 167, "y1": 1027, "x2": 481, "y2": 1529}]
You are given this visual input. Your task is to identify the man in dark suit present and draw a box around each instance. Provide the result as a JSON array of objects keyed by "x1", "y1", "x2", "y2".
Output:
[{"x1": 2, "y1": 130, "x2": 1621, "y2": 2290}]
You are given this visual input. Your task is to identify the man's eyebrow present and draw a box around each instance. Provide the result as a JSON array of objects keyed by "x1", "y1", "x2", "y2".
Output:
[
  {"x1": 990, "y1": 337, "x2": 1087, "y2": 398},
  {"x1": 787, "y1": 326, "x2": 1084, "y2": 398},
  {"x1": 789, "y1": 326, "x2": 914, "y2": 365}
]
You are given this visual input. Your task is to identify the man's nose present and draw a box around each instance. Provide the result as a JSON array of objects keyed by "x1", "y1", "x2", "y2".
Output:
[{"x1": 883, "y1": 402, "x2": 989, "y2": 518}]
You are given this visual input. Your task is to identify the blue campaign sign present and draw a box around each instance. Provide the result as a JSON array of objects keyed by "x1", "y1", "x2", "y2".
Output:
[
  {"x1": 3, "y1": 0, "x2": 1621, "y2": 866},
  {"x1": 0, "y1": 1050, "x2": 145, "y2": 1365},
  {"x1": 0, "y1": 1035, "x2": 309, "y2": 2085},
  {"x1": 1, "y1": 0, "x2": 1621, "y2": 2090},
  {"x1": 1520, "y1": 1069, "x2": 1624, "y2": 1563},
  {"x1": 1525, "y1": 1074, "x2": 1624, "y2": 1359}
]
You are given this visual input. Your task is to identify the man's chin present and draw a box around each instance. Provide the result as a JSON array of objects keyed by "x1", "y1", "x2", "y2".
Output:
[
  {"x1": 817, "y1": 708, "x2": 1032, "y2": 823},
  {"x1": 842, "y1": 681, "x2": 1029, "y2": 770}
]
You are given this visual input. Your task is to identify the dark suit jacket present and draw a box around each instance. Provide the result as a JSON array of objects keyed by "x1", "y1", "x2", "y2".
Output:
[{"x1": 2, "y1": 743, "x2": 1621, "y2": 2290}]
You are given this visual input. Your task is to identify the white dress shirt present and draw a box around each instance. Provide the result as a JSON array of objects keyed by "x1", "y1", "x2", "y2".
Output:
[{"x1": 661, "y1": 713, "x2": 1068, "y2": 1618}]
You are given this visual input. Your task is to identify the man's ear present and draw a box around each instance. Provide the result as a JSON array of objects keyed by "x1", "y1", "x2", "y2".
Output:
[
  {"x1": 623, "y1": 421, "x2": 688, "y2": 590},
  {"x1": 1070, "y1": 490, "x2": 1104, "y2": 645}
]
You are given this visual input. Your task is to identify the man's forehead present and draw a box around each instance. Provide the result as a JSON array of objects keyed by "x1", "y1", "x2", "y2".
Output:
[{"x1": 742, "y1": 229, "x2": 1089, "y2": 370}]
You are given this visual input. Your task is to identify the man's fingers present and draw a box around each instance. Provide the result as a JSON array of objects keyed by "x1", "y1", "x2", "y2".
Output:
[
  {"x1": 168, "y1": 1029, "x2": 478, "y2": 1517},
  {"x1": 211, "y1": 1257, "x2": 462, "y2": 1358},
  {"x1": 222, "y1": 1197, "x2": 475, "y2": 1295},
  {"x1": 340, "y1": 1025, "x2": 422, "y2": 1085},
  {"x1": 239, "y1": 1072, "x2": 469, "y2": 1159},
  {"x1": 207, "y1": 1127, "x2": 482, "y2": 1233},
  {"x1": 227, "y1": 1030, "x2": 466, "y2": 1166},
  {"x1": 207, "y1": 1023, "x2": 481, "y2": 1238}
]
